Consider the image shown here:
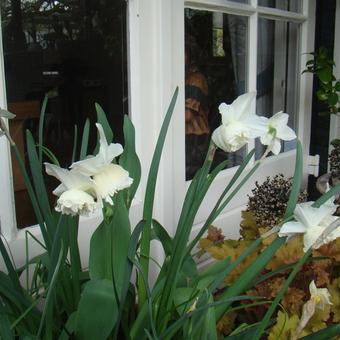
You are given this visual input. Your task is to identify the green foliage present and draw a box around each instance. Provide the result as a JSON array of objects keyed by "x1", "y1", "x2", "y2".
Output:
[
  {"x1": 304, "y1": 47, "x2": 340, "y2": 114},
  {"x1": 2, "y1": 88, "x2": 340, "y2": 340}
]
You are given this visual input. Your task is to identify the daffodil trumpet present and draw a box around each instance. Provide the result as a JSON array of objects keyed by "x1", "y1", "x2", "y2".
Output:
[{"x1": 45, "y1": 123, "x2": 133, "y2": 216}]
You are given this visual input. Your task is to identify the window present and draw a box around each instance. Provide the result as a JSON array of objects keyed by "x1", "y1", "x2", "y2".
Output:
[
  {"x1": 1, "y1": 0, "x2": 128, "y2": 228},
  {"x1": 185, "y1": 9, "x2": 248, "y2": 179},
  {"x1": 184, "y1": 1, "x2": 309, "y2": 180},
  {"x1": 176, "y1": 0, "x2": 315, "y2": 243}
]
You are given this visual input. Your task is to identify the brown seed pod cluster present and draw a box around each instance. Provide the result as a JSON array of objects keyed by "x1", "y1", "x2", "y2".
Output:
[
  {"x1": 247, "y1": 174, "x2": 307, "y2": 228},
  {"x1": 329, "y1": 142, "x2": 340, "y2": 177}
]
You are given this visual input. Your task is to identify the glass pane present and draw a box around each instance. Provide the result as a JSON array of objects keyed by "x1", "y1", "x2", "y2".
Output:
[
  {"x1": 258, "y1": 0, "x2": 302, "y2": 13},
  {"x1": 256, "y1": 18, "x2": 300, "y2": 159},
  {"x1": 185, "y1": 9, "x2": 248, "y2": 180},
  {"x1": 1, "y1": 0, "x2": 128, "y2": 228}
]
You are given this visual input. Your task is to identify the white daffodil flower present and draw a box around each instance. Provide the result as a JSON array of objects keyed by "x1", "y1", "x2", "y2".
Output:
[
  {"x1": 278, "y1": 200, "x2": 340, "y2": 252},
  {"x1": 71, "y1": 123, "x2": 133, "y2": 204},
  {"x1": 309, "y1": 280, "x2": 332, "y2": 310},
  {"x1": 212, "y1": 92, "x2": 267, "y2": 152},
  {"x1": 45, "y1": 163, "x2": 97, "y2": 216},
  {"x1": 0, "y1": 108, "x2": 15, "y2": 141},
  {"x1": 292, "y1": 280, "x2": 332, "y2": 340},
  {"x1": 260, "y1": 111, "x2": 296, "y2": 155}
]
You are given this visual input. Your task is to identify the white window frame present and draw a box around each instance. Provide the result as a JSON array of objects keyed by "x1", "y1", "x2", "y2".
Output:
[
  {"x1": 0, "y1": 0, "x2": 316, "y2": 269},
  {"x1": 167, "y1": 0, "x2": 316, "y2": 244},
  {"x1": 0, "y1": 1, "x2": 147, "y2": 267}
]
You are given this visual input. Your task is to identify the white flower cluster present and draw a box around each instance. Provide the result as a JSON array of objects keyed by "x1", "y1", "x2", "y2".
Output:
[
  {"x1": 212, "y1": 92, "x2": 296, "y2": 155},
  {"x1": 45, "y1": 123, "x2": 133, "y2": 216}
]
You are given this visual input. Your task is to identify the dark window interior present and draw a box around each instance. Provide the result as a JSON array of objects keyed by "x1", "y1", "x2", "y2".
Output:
[{"x1": 1, "y1": 0, "x2": 128, "y2": 228}]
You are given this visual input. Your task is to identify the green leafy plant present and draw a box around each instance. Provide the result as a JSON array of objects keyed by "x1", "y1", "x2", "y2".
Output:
[
  {"x1": 0, "y1": 90, "x2": 339, "y2": 339},
  {"x1": 304, "y1": 47, "x2": 340, "y2": 114}
]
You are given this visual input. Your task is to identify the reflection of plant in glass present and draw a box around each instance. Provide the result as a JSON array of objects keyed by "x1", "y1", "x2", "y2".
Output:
[
  {"x1": 1, "y1": 0, "x2": 125, "y2": 55},
  {"x1": 304, "y1": 47, "x2": 340, "y2": 114}
]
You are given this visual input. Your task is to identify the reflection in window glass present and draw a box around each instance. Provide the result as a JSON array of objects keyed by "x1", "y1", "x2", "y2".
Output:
[
  {"x1": 256, "y1": 18, "x2": 300, "y2": 159},
  {"x1": 1, "y1": 0, "x2": 128, "y2": 228},
  {"x1": 258, "y1": 0, "x2": 302, "y2": 13},
  {"x1": 185, "y1": 9, "x2": 248, "y2": 180}
]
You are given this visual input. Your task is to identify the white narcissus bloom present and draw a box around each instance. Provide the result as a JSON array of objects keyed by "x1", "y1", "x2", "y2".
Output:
[
  {"x1": 71, "y1": 123, "x2": 133, "y2": 204},
  {"x1": 292, "y1": 280, "x2": 332, "y2": 340},
  {"x1": 212, "y1": 92, "x2": 267, "y2": 152},
  {"x1": 278, "y1": 200, "x2": 340, "y2": 252},
  {"x1": 260, "y1": 111, "x2": 296, "y2": 155},
  {"x1": 309, "y1": 280, "x2": 332, "y2": 310},
  {"x1": 45, "y1": 163, "x2": 97, "y2": 216}
]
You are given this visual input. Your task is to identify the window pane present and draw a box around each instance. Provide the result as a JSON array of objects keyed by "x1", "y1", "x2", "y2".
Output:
[
  {"x1": 185, "y1": 9, "x2": 248, "y2": 180},
  {"x1": 256, "y1": 18, "x2": 300, "y2": 159},
  {"x1": 1, "y1": 0, "x2": 128, "y2": 228},
  {"x1": 258, "y1": 0, "x2": 302, "y2": 13}
]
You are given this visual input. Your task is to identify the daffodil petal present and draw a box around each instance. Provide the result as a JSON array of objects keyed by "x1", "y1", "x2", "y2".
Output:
[
  {"x1": 232, "y1": 91, "x2": 256, "y2": 120},
  {"x1": 279, "y1": 221, "x2": 307, "y2": 237},
  {"x1": 93, "y1": 164, "x2": 133, "y2": 203},
  {"x1": 303, "y1": 226, "x2": 325, "y2": 252},
  {"x1": 45, "y1": 163, "x2": 93, "y2": 193},
  {"x1": 243, "y1": 115, "x2": 268, "y2": 138},
  {"x1": 276, "y1": 125, "x2": 296, "y2": 141},
  {"x1": 219, "y1": 103, "x2": 236, "y2": 124},
  {"x1": 96, "y1": 123, "x2": 123, "y2": 163},
  {"x1": 269, "y1": 111, "x2": 288, "y2": 129},
  {"x1": 294, "y1": 201, "x2": 336, "y2": 229},
  {"x1": 71, "y1": 124, "x2": 123, "y2": 175},
  {"x1": 271, "y1": 138, "x2": 281, "y2": 155}
]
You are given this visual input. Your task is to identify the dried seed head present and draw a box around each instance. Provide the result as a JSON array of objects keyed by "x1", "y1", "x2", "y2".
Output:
[{"x1": 247, "y1": 174, "x2": 307, "y2": 228}]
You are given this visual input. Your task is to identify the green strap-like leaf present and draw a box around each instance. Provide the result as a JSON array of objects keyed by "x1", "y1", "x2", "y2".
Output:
[
  {"x1": 11, "y1": 146, "x2": 51, "y2": 250},
  {"x1": 138, "y1": 87, "x2": 179, "y2": 308},
  {"x1": 0, "y1": 236, "x2": 21, "y2": 292},
  {"x1": 95, "y1": 103, "x2": 113, "y2": 143},
  {"x1": 71, "y1": 125, "x2": 78, "y2": 163},
  {"x1": 253, "y1": 141, "x2": 305, "y2": 340},
  {"x1": 119, "y1": 115, "x2": 142, "y2": 209},
  {"x1": 0, "y1": 301, "x2": 14, "y2": 340},
  {"x1": 75, "y1": 279, "x2": 118, "y2": 340},
  {"x1": 151, "y1": 219, "x2": 173, "y2": 256},
  {"x1": 26, "y1": 131, "x2": 54, "y2": 238},
  {"x1": 38, "y1": 95, "x2": 48, "y2": 168},
  {"x1": 299, "y1": 324, "x2": 340, "y2": 339},
  {"x1": 313, "y1": 184, "x2": 340, "y2": 207},
  {"x1": 215, "y1": 237, "x2": 286, "y2": 321},
  {"x1": 80, "y1": 118, "x2": 90, "y2": 160},
  {"x1": 58, "y1": 312, "x2": 77, "y2": 340},
  {"x1": 89, "y1": 194, "x2": 131, "y2": 299},
  {"x1": 284, "y1": 141, "x2": 303, "y2": 219}
]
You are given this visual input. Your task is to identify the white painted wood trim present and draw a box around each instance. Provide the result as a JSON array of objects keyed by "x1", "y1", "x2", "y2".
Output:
[
  {"x1": 298, "y1": 0, "x2": 316, "y2": 186},
  {"x1": 0, "y1": 13, "x2": 17, "y2": 241}
]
